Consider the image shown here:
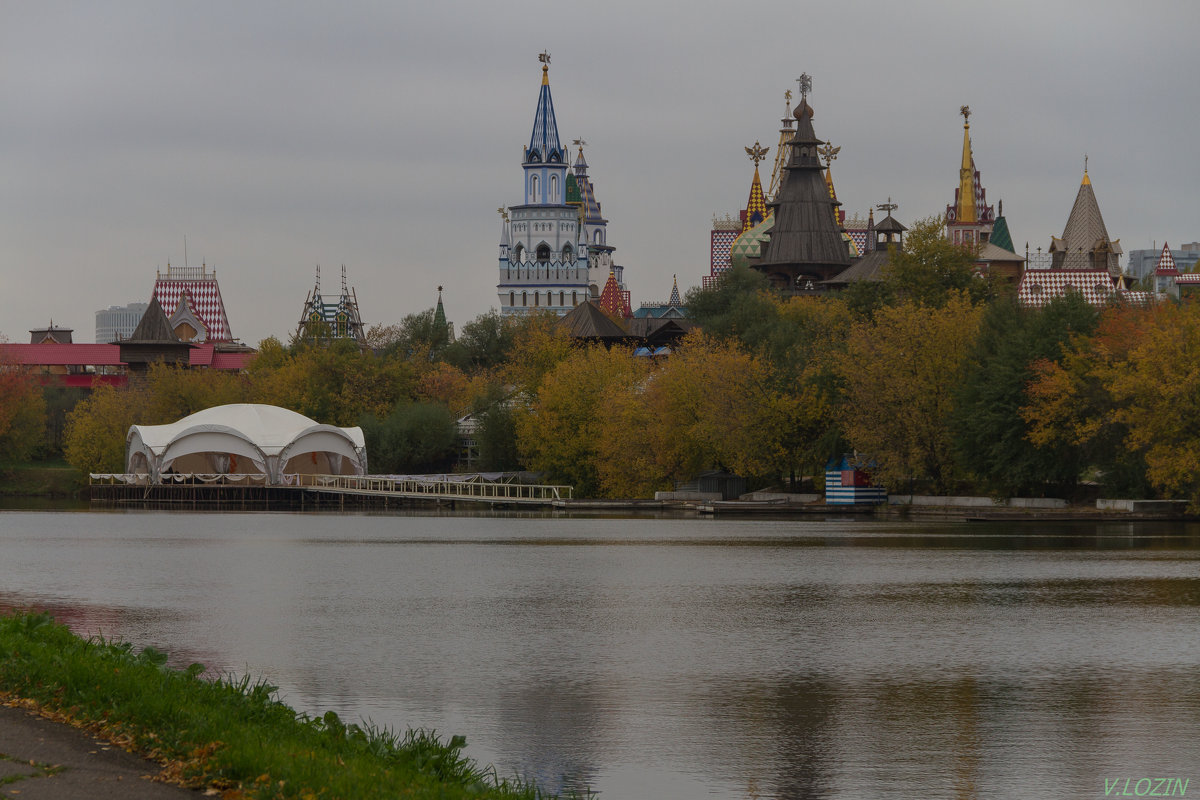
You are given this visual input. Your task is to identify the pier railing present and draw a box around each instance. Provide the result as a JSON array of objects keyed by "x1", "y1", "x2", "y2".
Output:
[
  {"x1": 90, "y1": 473, "x2": 573, "y2": 505},
  {"x1": 289, "y1": 473, "x2": 573, "y2": 503}
]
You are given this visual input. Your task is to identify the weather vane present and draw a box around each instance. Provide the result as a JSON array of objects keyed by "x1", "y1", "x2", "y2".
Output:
[
  {"x1": 745, "y1": 141, "x2": 769, "y2": 167},
  {"x1": 960, "y1": 105, "x2": 971, "y2": 123},
  {"x1": 538, "y1": 51, "x2": 551, "y2": 66},
  {"x1": 797, "y1": 73, "x2": 812, "y2": 101},
  {"x1": 877, "y1": 197, "x2": 898, "y2": 215},
  {"x1": 817, "y1": 143, "x2": 841, "y2": 168},
  {"x1": 572, "y1": 137, "x2": 587, "y2": 151}
]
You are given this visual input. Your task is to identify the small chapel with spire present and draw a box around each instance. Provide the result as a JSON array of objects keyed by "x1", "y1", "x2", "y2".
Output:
[{"x1": 497, "y1": 54, "x2": 629, "y2": 316}]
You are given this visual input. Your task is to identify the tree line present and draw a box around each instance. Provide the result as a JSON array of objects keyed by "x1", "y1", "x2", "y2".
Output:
[{"x1": 3, "y1": 215, "x2": 1198, "y2": 503}]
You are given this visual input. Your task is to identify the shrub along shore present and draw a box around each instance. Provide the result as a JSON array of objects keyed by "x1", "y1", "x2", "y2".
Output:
[{"x1": 0, "y1": 612, "x2": 564, "y2": 799}]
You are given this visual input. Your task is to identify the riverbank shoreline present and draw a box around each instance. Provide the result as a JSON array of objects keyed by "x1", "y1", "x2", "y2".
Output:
[{"x1": 0, "y1": 612, "x2": 564, "y2": 800}]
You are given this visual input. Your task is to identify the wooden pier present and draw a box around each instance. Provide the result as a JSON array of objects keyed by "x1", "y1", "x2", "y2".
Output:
[{"x1": 89, "y1": 473, "x2": 574, "y2": 511}]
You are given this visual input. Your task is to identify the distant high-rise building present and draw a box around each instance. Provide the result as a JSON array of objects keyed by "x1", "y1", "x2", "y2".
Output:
[
  {"x1": 95, "y1": 302, "x2": 149, "y2": 343},
  {"x1": 1126, "y1": 242, "x2": 1200, "y2": 280}
]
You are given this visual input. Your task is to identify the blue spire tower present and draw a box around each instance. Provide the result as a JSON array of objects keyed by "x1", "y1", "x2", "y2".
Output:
[{"x1": 497, "y1": 53, "x2": 595, "y2": 316}]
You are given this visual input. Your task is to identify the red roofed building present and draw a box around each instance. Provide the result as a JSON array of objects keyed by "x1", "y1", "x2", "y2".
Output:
[
  {"x1": 153, "y1": 262, "x2": 233, "y2": 342},
  {"x1": 598, "y1": 270, "x2": 631, "y2": 319}
]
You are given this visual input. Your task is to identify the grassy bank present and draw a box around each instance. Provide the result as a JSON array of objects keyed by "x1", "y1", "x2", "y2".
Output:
[
  {"x1": 0, "y1": 612, "x2": 562, "y2": 799},
  {"x1": 0, "y1": 459, "x2": 85, "y2": 498}
]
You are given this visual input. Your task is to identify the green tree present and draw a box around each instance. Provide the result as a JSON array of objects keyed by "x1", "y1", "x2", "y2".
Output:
[
  {"x1": 953, "y1": 292, "x2": 1099, "y2": 495},
  {"x1": 443, "y1": 311, "x2": 518, "y2": 372},
  {"x1": 360, "y1": 402, "x2": 458, "y2": 474},
  {"x1": 883, "y1": 215, "x2": 995, "y2": 309}
]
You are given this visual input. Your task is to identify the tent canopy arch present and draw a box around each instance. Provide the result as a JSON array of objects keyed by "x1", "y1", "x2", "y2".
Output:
[{"x1": 126, "y1": 403, "x2": 367, "y2": 485}]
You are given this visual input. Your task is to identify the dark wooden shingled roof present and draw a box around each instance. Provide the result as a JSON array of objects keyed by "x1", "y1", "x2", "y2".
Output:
[
  {"x1": 558, "y1": 300, "x2": 629, "y2": 340},
  {"x1": 125, "y1": 296, "x2": 181, "y2": 343},
  {"x1": 756, "y1": 100, "x2": 850, "y2": 278}
]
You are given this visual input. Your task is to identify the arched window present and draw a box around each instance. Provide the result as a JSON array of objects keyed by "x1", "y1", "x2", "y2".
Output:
[
  {"x1": 559, "y1": 291, "x2": 564, "y2": 306},
  {"x1": 522, "y1": 291, "x2": 527, "y2": 307},
  {"x1": 550, "y1": 175, "x2": 559, "y2": 202},
  {"x1": 536, "y1": 243, "x2": 551, "y2": 263},
  {"x1": 593, "y1": 229, "x2": 603, "y2": 245},
  {"x1": 513, "y1": 244, "x2": 524, "y2": 263},
  {"x1": 509, "y1": 291, "x2": 515, "y2": 307},
  {"x1": 572, "y1": 291, "x2": 578, "y2": 306},
  {"x1": 530, "y1": 175, "x2": 539, "y2": 202},
  {"x1": 534, "y1": 292, "x2": 540, "y2": 307},
  {"x1": 562, "y1": 244, "x2": 573, "y2": 263}
]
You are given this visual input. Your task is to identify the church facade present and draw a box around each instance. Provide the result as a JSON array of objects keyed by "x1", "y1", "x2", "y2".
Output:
[{"x1": 497, "y1": 55, "x2": 628, "y2": 316}]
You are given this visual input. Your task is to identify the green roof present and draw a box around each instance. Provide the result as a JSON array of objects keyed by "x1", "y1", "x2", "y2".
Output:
[{"x1": 990, "y1": 216, "x2": 1015, "y2": 253}]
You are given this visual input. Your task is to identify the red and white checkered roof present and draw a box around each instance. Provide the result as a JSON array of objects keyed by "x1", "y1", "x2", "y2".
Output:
[
  {"x1": 1017, "y1": 270, "x2": 1117, "y2": 307},
  {"x1": 1155, "y1": 243, "x2": 1179, "y2": 276},
  {"x1": 154, "y1": 276, "x2": 232, "y2": 341}
]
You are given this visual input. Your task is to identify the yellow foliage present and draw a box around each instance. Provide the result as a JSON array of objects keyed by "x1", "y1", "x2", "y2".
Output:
[
  {"x1": 63, "y1": 384, "x2": 153, "y2": 474},
  {"x1": 837, "y1": 292, "x2": 982, "y2": 491},
  {"x1": 1107, "y1": 303, "x2": 1200, "y2": 504},
  {"x1": 515, "y1": 344, "x2": 646, "y2": 495}
]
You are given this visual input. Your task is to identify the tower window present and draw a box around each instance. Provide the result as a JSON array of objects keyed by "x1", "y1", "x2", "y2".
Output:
[
  {"x1": 530, "y1": 175, "x2": 539, "y2": 202},
  {"x1": 536, "y1": 243, "x2": 551, "y2": 263},
  {"x1": 550, "y1": 175, "x2": 559, "y2": 202}
]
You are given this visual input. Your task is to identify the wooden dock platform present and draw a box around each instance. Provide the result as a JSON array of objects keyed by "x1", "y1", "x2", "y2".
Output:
[{"x1": 89, "y1": 473, "x2": 574, "y2": 511}]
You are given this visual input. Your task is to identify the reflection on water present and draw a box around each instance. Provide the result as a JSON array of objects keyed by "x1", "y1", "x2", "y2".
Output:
[{"x1": 1, "y1": 511, "x2": 1199, "y2": 799}]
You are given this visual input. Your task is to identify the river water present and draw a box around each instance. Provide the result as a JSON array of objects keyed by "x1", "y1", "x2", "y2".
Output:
[{"x1": 1, "y1": 510, "x2": 1198, "y2": 799}]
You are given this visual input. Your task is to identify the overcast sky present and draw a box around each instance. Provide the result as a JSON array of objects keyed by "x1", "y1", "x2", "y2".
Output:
[{"x1": 3, "y1": 1, "x2": 1197, "y2": 346}]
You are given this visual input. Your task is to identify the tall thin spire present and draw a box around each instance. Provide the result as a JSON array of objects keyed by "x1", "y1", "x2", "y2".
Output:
[
  {"x1": 527, "y1": 52, "x2": 563, "y2": 163},
  {"x1": 957, "y1": 105, "x2": 977, "y2": 224}
]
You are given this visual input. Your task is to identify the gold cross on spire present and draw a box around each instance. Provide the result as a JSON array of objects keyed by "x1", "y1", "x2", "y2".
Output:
[
  {"x1": 745, "y1": 141, "x2": 769, "y2": 167},
  {"x1": 960, "y1": 105, "x2": 971, "y2": 124},
  {"x1": 497, "y1": 206, "x2": 509, "y2": 222}
]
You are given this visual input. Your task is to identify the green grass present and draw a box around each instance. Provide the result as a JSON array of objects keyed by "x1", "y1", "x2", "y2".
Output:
[
  {"x1": 0, "y1": 612, "x2": 570, "y2": 799},
  {"x1": 0, "y1": 461, "x2": 85, "y2": 497}
]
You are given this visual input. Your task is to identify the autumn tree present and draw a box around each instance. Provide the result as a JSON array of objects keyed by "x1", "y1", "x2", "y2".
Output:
[
  {"x1": 0, "y1": 367, "x2": 47, "y2": 463},
  {"x1": 63, "y1": 385, "x2": 152, "y2": 475},
  {"x1": 143, "y1": 363, "x2": 250, "y2": 422},
  {"x1": 838, "y1": 292, "x2": 983, "y2": 492},
  {"x1": 515, "y1": 344, "x2": 647, "y2": 496},
  {"x1": 502, "y1": 311, "x2": 575, "y2": 392},
  {"x1": 1023, "y1": 304, "x2": 1156, "y2": 497},
  {"x1": 248, "y1": 338, "x2": 414, "y2": 426},
  {"x1": 1106, "y1": 302, "x2": 1200, "y2": 504}
]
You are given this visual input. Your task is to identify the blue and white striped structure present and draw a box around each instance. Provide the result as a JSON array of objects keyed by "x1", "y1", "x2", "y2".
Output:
[{"x1": 825, "y1": 454, "x2": 886, "y2": 505}]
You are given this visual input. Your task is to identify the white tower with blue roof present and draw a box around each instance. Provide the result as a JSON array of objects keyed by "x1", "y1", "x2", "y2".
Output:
[{"x1": 498, "y1": 54, "x2": 626, "y2": 316}]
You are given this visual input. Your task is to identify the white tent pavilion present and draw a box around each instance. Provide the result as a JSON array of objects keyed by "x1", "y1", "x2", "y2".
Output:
[{"x1": 126, "y1": 403, "x2": 367, "y2": 484}]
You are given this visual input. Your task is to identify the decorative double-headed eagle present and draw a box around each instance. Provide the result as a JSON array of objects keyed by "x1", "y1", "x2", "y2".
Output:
[
  {"x1": 817, "y1": 143, "x2": 840, "y2": 167},
  {"x1": 744, "y1": 141, "x2": 769, "y2": 166}
]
